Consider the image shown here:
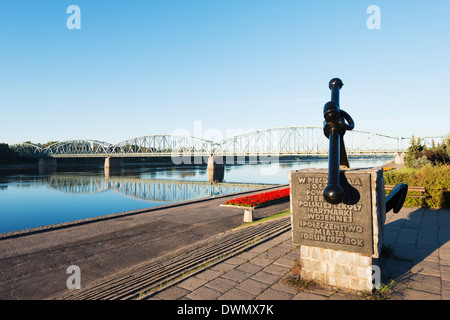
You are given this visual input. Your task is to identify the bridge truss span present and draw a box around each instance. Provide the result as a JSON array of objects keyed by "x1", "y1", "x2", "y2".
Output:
[
  {"x1": 109, "y1": 135, "x2": 214, "y2": 157},
  {"x1": 213, "y1": 126, "x2": 408, "y2": 156},
  {"x1": 43, "y1": 140, "x2": 113, "y2": 158},
  {"x1": 10, "y1": 126, "x2": 446, "y2": 158}
]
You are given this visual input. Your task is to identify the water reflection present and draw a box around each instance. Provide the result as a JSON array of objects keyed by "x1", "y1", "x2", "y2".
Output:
[
  {"x1": 0, "y1": 157, "x2": 392, "y2": 234},
  {"x1": 45, "y1": 174, "x2": 271, "y2": 203},
  {"x1": 2, "y1": 173, "x2": 273, "y2": 204}
]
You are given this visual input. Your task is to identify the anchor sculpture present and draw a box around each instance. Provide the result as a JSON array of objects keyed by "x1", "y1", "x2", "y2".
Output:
[{"x1": 322, "y1": 78, "x2": 407, "y2": 213}]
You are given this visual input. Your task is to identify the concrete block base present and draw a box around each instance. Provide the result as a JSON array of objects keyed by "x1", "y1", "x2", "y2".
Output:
[{"x1": 289, "y1": 167, "x2": 386, "y2": 292}]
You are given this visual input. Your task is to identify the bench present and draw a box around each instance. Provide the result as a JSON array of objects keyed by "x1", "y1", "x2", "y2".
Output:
[{"x1": 385, "y1": 184, "x2": 426, "y2": 198}]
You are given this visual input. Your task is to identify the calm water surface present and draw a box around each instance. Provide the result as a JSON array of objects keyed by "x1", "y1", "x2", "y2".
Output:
[{"x1": 0, "y1": 157, "x2": 392, "y2": 234}]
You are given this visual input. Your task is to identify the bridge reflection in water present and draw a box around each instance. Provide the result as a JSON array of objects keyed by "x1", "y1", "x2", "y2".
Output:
[{"x1": 43, "y1": 173, "x2": 275, "y2": 204}]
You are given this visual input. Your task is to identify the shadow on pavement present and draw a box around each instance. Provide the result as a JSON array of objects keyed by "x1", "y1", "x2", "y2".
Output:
[{"x1": 379, "y1": 207, "x2": 450, "y2": 298}]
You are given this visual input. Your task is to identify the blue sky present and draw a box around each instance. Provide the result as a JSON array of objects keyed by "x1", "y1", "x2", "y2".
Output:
[{"x1": 0, "y1": 1, "x2": 449, "y2": 145}]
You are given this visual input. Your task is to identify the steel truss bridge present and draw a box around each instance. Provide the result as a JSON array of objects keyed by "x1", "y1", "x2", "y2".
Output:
[
  {"x1": 6, "y1": 175, "x2": 274, "y2": 203},
  {"x1": 10, "y1": 126, "x2": 446, "y2": 158}
]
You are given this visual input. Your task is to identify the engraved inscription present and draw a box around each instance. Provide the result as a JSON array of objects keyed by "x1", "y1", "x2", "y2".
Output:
[{"x1": 291, "y1": 172, "x2": 373, "y2": 255}]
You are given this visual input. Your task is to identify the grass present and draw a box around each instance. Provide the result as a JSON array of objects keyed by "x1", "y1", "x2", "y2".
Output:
[{"x1": 362, "y1": 279, "x2": 397, "y2": 300}]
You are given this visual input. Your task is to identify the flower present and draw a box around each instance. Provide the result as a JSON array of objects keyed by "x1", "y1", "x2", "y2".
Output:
[{"x1": 224, "y1": 188, "x2": 290, "y2": 207}]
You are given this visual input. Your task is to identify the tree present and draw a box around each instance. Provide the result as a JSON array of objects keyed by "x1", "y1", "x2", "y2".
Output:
[
  {"x1": 0, "y1": 143, "x2": 19, "y2": 164},
  {"x1": 405, "y1": 135, "x2": 424, "y2": 167}
]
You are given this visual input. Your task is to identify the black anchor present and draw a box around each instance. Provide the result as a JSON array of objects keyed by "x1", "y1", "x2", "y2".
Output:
[
  {"x1": 322, "y1": 78, "x2": 354, "y2": 205},
  {"x1": 322, "y1": 78, "x2": 407, "y2": 213}
]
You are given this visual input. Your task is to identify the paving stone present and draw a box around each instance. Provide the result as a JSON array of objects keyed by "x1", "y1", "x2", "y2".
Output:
[
  {"x1": 408, "y1": 274, "x2": 441, "y2": 294},
  {"x1": 222, "y1": 269, "x2": 252, "y2": 282},
  {"x1": 195, "y1": 269, "x2": 223, "y2": 281},
  {"x1": 236, "y1": 278, "x2": 270, "y2": 295},
  {"x1": 403, "y1": 289, "x2": 441, "y2": 300},
  {"x1": 210, "y1": 262, "x2": 236, "y2": 273},
  {"x1": 235, "y1": 262, "x2": 263, "y2": 274},
  {"x1": 381, "y1": 258, "x2": 414, "y2": 281},
  {"x1": 274, "y1": 233, "x2": 292, "y2": 241},
  {"x1": 442, "y1": 290, "x2": 450, "y2": 300},
  {"x1": 441, "y1": 258, "x2": 450, "y2": 267},
  {"x1": 415, "y1": 249, "x2": 439, "y2": 262},
  {"x1": 439, "y1": 248, "x2": 450, "y2": 260},
  {"x1": 262, "y1": 264, "x2": 291, "y2": 276},
  {"x1": 218, "y1": 288, "x2": 256, "y2": 300},
  {"x1": 205, "y1": 278, "x2": 238, "y2": 293},
  {"x1": 185, "y1": 286, "x2": 222, "y2": 300},
  {"x1": 274, "y1": 257, "x2": 295, "y2": 268},
  {"x1": 263, "y1": 238, "x2": 286, "y2": 247},
  {"x1": 155, "y1": 286, "x2": 190, "y2": 300},
  {"x1": 270, "y1": 280, "x2": 298, "y2": 294},
  {"x1": 441, "y1": 280, "x2": 450, "y2": 299},
  {"x1": 440, "y1": 265, "x2": 450, "y2": 281},
  {"x1": 178, "y1": 277, "x2": 209, "y2": 291},
  {"x1": 247, "y1": 244, "x2": 272, "y2": 254},
  {"x1": 257, "y1": 288, "x2": 294, "y2": 300},
  {"x1": 251, "y1": 270, "x2": 283, "y2": 284},
  {"x1": 238, "y1": 251, "x2": 259, "y2": 260},
  {"x1": 328, "y1": 291, "x2": 362, "y2": 300},
  {"x1": 258, "y1": 250, "x2": 286, "y2": 260},
  {"x1": 224, "y1": 256, "x2": 249, "y2": 265},
  {"x1": 283, "y1": 251, "x2": 300, "y2": 261},
  {"x1": 273, "y1": 245, "x2": 295, "y2": 256},
  {"x1": 293, "y1": 291, "x2": 328, "y2": 300},
  {"x1": 250, "y1": 257, "x2": 274, "y2": 267},
  {"x1": 411, "y1": 260, "x2": 441, "y2": 277},
  {"x1": 393, "y1": 245, "x2": 416, "y2": 260}
]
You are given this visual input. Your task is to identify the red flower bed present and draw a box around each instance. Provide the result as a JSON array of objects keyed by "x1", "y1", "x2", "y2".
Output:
[{"x1": 224, "y1": 188, "x2": 290, "y2": 208}]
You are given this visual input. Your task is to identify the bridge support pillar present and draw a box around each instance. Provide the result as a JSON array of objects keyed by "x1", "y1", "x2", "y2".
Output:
[
  {"x1": 38, "y1": 157, "x2": 57, "y2": 174},
  {"x1": 207, "y1": 156, "x2": 224, "y2": 183},
  {"x1": 104, "y1": 157, "x2": 123, "y2": 169},
  {"x1": 395, "y1": 153, "x2": 405, "y2": 164},
  {"x1": 38, "y1": 158, "x2": 57, "y2": 168}
]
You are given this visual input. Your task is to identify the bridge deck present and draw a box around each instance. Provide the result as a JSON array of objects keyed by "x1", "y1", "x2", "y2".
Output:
[{"x1": 13, "y1": 126, "x2": 440, "y2": 158}]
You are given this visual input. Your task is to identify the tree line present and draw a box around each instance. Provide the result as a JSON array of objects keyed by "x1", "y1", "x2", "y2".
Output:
[{"x1": 405, "y1": 134, "x2": 450, "y2": 168}]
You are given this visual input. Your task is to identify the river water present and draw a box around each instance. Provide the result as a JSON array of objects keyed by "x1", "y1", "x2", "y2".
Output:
[{"x1": 0, "y1": 157, "x2": 392, "y2": 234}]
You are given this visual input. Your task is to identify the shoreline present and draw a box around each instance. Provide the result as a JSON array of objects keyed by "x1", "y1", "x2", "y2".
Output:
[
  {"x1": 0, "y1": 185, "x2": 291, "y2": 300},
  {"x1": 0, "y1": 184, "x2": 287, "y2": 240}
]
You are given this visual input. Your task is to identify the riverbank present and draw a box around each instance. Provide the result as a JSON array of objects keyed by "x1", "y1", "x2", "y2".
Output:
[{"x1": 0, "y1": 184, "x2": 289, "y2": 299}]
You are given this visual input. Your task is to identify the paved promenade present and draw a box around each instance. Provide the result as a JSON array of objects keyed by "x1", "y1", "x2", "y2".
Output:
[{"x1": 145, "y1": 206, "x2": 450, "y2": 300}]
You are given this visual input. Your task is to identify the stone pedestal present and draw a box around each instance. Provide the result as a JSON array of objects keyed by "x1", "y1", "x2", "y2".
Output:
[
  {"x1": 289, "y1": 167, "x2": 386, "y2": 292},
  {"x1": 243, "y1": 209, "x2": 253, "y2": 223}
]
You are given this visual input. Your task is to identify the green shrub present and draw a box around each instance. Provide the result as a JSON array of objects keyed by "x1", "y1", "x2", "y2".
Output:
[
  {"x1": 405, "y1": 135, "x2": 450, "y2": 168},
  {"x1": 410, "y1": 156, "x2": 432, "y2": 169},
  {"x1": 384, "y1": 165, "x2": 450, "y2": 208}
]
